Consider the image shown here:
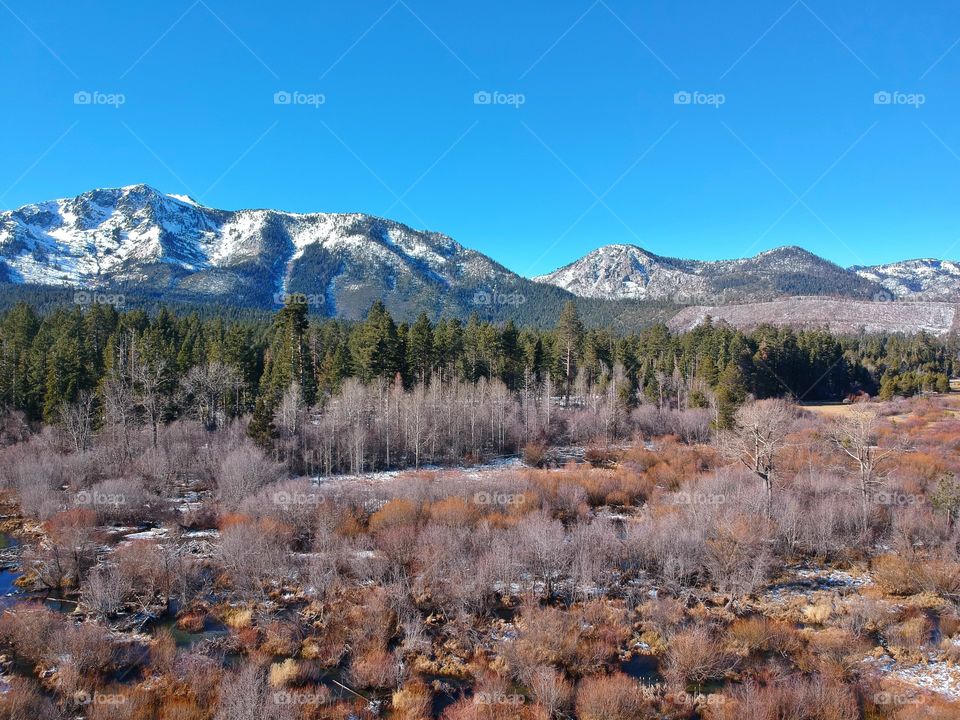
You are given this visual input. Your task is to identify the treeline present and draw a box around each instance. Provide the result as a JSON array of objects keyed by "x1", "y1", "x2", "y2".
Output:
[{"x1": 0, "y1": 298, "x2": 954, "y2": 438}]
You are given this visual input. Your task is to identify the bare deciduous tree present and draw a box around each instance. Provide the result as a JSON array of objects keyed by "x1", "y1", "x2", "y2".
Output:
[
  {"x1": 723, "y1": 398, "x2": 794, "y2": 518},
  {"x1": 182, "y1": 361, "x2": 242, "y2": 430},
  {"x1": 827, "y1": 403, "x2": 907, "y2": 536},
  {"x1": 57, "y1": 390, "x2": 96, "y2": 452}
]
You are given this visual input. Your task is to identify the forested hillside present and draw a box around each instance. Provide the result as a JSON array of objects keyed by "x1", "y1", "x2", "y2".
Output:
[{"x1": 0, "y1": 298, "x2": 954, "y2": 448}]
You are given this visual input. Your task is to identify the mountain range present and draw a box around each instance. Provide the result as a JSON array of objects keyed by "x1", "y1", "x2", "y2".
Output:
[
  {"x1": 532, "y1": 243, "x2": 960, "y2": 304},
  {"x1": 1, "y1": 185, "x2": 958, "y2": 334}
]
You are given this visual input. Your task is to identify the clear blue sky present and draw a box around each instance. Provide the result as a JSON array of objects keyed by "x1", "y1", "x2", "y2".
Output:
[{"x1": 2, "y1": 0, "x2": 959, "y2": 275}]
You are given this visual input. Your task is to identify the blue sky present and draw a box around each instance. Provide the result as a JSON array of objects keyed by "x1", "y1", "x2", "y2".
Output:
[{"x1": 2, "y1": 0, "x2": 960, "y2": 275}]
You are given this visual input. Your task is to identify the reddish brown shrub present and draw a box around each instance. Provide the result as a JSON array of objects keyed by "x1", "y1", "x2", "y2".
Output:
[
  {"x1": 369, "y1": 499, "x2": 419, "y2": 533},
  {"x1": 574, "y1": 672, "x2": 652, "y2": 720}
]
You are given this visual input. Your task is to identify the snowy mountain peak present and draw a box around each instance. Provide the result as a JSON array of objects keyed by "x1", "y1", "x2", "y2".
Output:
[
  {"x1": 532, "y1": 244, "x2": 676, "y2": 300},
  {"x1": 0, "y1": 185, "x2": 521, "y2": 318},
  {"x1": 853, "y1": 258, "x2": 960, "y2": 301},
  {"x1": 534, "y1": 243, "x2": 889, "y2": 302}
]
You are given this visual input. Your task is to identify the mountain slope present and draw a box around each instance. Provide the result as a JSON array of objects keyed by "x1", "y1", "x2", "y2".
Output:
[
  {"x1": 853, "y1": 259, "x2": 960, "y2": 301},
  {"x1": 668, "y1": 297, "x2": 960, "y2": 337},
  {"x1": 3, "y1": 186, "x2": 959, "y2": 333},
  {"x1": 534, "y1": 244, "x2": 887, "y2": 303},
  {"x1": 0, "y1": 185, "x2": 553, "y2": 320}
]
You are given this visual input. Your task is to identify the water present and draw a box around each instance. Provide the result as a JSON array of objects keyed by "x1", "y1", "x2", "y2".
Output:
[
  {"x1": 155, "y1": 615, "x2": 230, "y2": 649},
  {"x1": 620, "y1": 652, "x2": 661, "y2": 683},
  {"x1": 0, "y1": 533, "x2": 21, "y2": 606}
]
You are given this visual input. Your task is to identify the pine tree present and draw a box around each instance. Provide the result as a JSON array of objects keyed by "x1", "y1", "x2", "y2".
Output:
[
  {"x1": 714, "y1": 362, "x2": 747, "y2": 429},
  {"x1": 407, "y1": 313, "x2": 434, "y2": 383},
  {"x1": 261, "y1": 297, "x2": 316, "y2": 405},
  {"x1": 349, "y1": 301, "x2": 401, "y2": 382},
  {"x1": 556, "y1": 301, "x2": 584, "y2": 405}
]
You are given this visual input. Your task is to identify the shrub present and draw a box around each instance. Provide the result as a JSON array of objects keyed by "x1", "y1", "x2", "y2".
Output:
[
  {"x1": 522, "y1": 440, "x2": 549, "y2": 467},
  {"x1": 350, "y1": 648, "x2": 397, "y2": 689},
  {"x1": 873, "y1": 555, "x2": 919, "y2": 595},
  {"x1": 714, "y1": 676, "x2": 858, "y2": 720},
  {"x1": 368, "y1": 499, "x2": 419, "y2": 533},
  {"x1": 574, "y1": 673, "x2": 651, "y2": 720},
  {"x1": 391, "y1": 681, "x2": 432, "y2": 720},
  {"x1": 663, "y1": 624, "x2": 738, "y2": 689}
]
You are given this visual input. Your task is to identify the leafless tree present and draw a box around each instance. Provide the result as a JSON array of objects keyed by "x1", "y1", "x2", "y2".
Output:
[
  {"x1": 517, "y1": 512, "x2": 569, "y2": 598},
  {"x1": 57, "y1": 390, "x2": 96, "y2": 452},
  {"x1": 134, "y1": 358, "x2": 169, "y2": 448},
  {"x1": 723, "y1": 398, "x2": 795, "y2": 518},
  {"x1": 827, "y1": 403, "x2": 907, "y2": 536},
  {"x1": 217, "y1": 443, "x2": 285, "y2": 510},
  {"x1": 182, "y1": 361, "x2": 242, "y2": 430},
  {"x1": 80, "y1": 563, "x2": 130, "y2": 619}
]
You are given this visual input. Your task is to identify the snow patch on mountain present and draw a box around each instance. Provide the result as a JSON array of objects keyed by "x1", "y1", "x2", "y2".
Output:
[
  {"x1": 854, "y1": 259, "x2": 960, "y2": 301},
  {"x1": 0, "y1": 185, "x2": 517, "y2": 314}
]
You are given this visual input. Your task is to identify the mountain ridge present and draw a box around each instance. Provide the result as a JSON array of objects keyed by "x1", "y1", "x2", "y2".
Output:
[
  {"x1": 2, "y1": 186, "x2": 958, "y2": 328},
  {"x1": 533, "y1": 242, "x2": 960, "y2": 303}
]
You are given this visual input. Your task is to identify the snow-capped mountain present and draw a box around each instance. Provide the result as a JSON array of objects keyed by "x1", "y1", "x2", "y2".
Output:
[
  {"x1": 0, "y1": 184, "x2": 530, "y2": 319},
  {"x1": 853, "y1": 259, "x2": 960, "y2": 301},
  {"x1": 3, "y1": 187, "x2": 959, "y2": 327},
  {"x1": 533, "y1": 244, "x2": 887, "y2": 303}
]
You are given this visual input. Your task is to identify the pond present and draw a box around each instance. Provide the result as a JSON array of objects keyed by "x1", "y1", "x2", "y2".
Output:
[{"x1": 620, "y1": 652, "x2": 662, "y2": 683}]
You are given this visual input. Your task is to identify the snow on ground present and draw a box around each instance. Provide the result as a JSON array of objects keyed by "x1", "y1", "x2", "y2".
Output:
[
  {"x1": 313, "y1": 456, "x2": 525, "y2": 487},
  {"x1": 764, "y1": 564, "x2": 872, "y2": 601},
  {"x1": 866, "y1": 654, "x2": 960, "y2": 701},
  {"x1": 120, "y1": 528, "x2": 169, "y2": 542}
]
